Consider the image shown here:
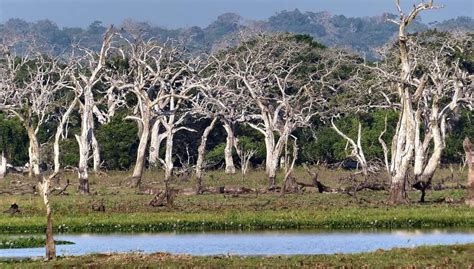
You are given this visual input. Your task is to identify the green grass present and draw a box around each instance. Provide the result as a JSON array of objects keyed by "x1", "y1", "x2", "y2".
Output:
[
  {"x1": 0, "y1": 168, "x2": 472, "y2": 234},
  {"x1": 2, "y1": 244, "x2": 473, "y2": 268},
  {"x1": 0, "y1": 236, "x2": 73, "y2": 249}
]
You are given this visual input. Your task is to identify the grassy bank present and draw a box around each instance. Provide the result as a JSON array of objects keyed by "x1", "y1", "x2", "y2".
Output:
[
  {"x1": 2, "y1": 244, "x2": 473, "y2": 268},
  {"x1": 0, "y1": 236, "x2": 73, "y2": 249},
  {"x1": 0, "y1": 204, "x2": 473, "y2": 234},
  {"x1": 0, "y1": 168, "x2": 472, "y2": 233}
]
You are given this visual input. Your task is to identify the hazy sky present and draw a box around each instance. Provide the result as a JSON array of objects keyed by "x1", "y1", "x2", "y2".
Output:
[{"x1": 1, "y1": 0, "x2": 472, "y2": 28}]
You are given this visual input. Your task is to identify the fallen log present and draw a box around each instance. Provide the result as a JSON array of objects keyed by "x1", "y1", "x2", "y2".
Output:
[
  {"x1": 50, "y1": 179, "x2": 70, "y2": 195},
  {"x1": 303, "y1": 165, "x2": 333, "y2": 193}
]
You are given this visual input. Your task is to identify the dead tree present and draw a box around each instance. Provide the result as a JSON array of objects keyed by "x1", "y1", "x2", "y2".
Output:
[
  {"x1": 197, "y1": 57, "x2": 251, "y2": 176},
  {"x1": 371, "y1": 14, "x2": 472, "y2": 204},
  {"x1": 410, "y1": 33, "x2": 472, "y2": 202},
  {"x1": 110, "y1": 34, "x2": 200, "y2": 187},
  {"x1": 0, "y1": 45, "x2": 71, "y2": 179},
  {"x1": 367, "y1": 0, "x2": 444, "y2": 204},
  {"x1": 385, "y1": 0, "x2": 440, "y2": 204},
  {"x1": 464, "y1": 138, "x2": 474, "y2": 207},
  {"x1": 219, "y1": 34, "x2": 339, "y2": 188},
  {"x1": 331, "y1": 118, "x2": 369, "y2": 177},
  {"x1": 69, "y1": 27, "x2": 115, "y2": 193},
  {"x1": 236, "y1": 140, "x2": 256, "y2": 181}
]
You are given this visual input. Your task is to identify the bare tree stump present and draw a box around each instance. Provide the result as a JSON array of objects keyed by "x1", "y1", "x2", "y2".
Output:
[{"x1": 4, "y1": 203, "x2": 20, "y2": 214}]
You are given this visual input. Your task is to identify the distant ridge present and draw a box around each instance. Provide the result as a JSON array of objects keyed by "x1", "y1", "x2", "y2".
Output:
[{"x1": 1, "y1": 9, "x2": 472, "y2": 59}]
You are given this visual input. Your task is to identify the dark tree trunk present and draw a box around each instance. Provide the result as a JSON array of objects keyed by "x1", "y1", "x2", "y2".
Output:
[
  {"x1": 78, "y1": 176, "x2": 90, "y2": 194},
  {"x1": 45, "y1": 208, "x2": 56, "y2": 260}
]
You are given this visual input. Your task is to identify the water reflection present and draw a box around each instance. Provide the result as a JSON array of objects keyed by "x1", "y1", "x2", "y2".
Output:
[{"x1": 0, "y1": 228, "x2": 473, "y2": 258}]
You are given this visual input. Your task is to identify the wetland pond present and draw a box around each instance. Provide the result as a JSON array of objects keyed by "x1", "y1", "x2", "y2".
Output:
[{"x1": 0, "y1": 229, "x2": 473, "y2": 258}]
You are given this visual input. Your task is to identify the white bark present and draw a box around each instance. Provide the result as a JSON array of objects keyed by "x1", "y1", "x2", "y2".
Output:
[
  {"x1": 222, "y1": 121, "x2": 236, "y2": 174},
  {"x1": 53, "y1": 98, "x2": 78, "y2": 174},
  {"x1": 164, "y1": 129, "x2": 174, "y2": 182},
  {"x1": 0, "y1": 152, "x2": 6, "y2": 180},
  {"x1": 195, "y1": 118, "x2": 218, "y2": 192},
  {"x1": 27, "y1": 127, "x2": 41, "y2": 178},
  {"x1": 148, "y1": 120, "x2": 163, "y2": 166},
  {"x1": 0, "y1": 44, "x2": 72, "y2": 179},
  {"x1": 331, "y1": 119, "x2": 368, "y2": 176},
  {"x1": 130, "y1": 106, "x2": 151, "y2": 186},
  {"x1": 71, "y1": 27, "x2": 115, "y2": 193}
]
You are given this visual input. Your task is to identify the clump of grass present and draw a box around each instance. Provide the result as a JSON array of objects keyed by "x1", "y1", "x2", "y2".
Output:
[{"x1": 0, "y1": 236, "x2": 74, "y2": 249}]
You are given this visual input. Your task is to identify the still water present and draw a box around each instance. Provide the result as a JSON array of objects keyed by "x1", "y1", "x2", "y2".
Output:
[{"x1": 0, "y1": 229, "x2": 473, "y2": 258}]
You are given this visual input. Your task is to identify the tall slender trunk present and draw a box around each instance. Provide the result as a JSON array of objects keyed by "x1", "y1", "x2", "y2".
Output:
[
  {"x1": 149, "y1": 120, "x2": 166, "y2": 167},
  {"x1": 27, "y1": 127, "x2": 41, "y2": 178},
  {"x1": 463, "y1": 138, "x2": 474, "y2": 207},
  {"x1": 130, "y1": 109, "x2": 151, "y2": 187},
  {"x1": 195, "y1": 118, "x2": 218, "y2": 193},
  {"x1": 76, "y1": 89, "x2": 93, "y2": 194},
  {"x1": 0, "y1": 152, "x2": 6, "y2": 180},
  {"x1": 164, "y1": 130, "x2": 174, "y2": 183},
  {"x1": 53, "y1": 99, "x2": 77, "y2": 174},
  {"x1": 89, "y1": 112, "x2": 100, "y2": 173},
  {"x1": 53, "y1": 131, "x2": 62, "y2": 175},
  {"x1": 39, "y1": 176, "x2": 56, "y2": 260},
  {"x1": 222, "y1": 121, "x2": 236, "y2": 174}
]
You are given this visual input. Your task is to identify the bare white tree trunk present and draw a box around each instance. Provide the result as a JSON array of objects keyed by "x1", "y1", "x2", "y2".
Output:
[
  {"x1": 463, "y1": 138, "x2": 474, "y2": 207},
  {"x1": 222, "y1": 121, "x2": 236, "y2": 174},
  {"x1": 262, "y1": 128, "x2": 290, "y2": 188},
  {"x1": 413, "y1": 97, "x2": 445, "y2": 202},
  {"x1": 27, "y1": 127, "x2": 41, "y2": 178},
  {"x1": 72, "y1": 27, "x2": 114, "y2": 194},
  {"x1": 130, "y1": 108, "x2": 151, "y2": 187},
  {"x1": 388, "y1": 95, "x2": 416, "y2": 204},
  {"x1": 264, "y1": 131, "x2": 279, "y2": 188},
  {"x1": 76, "y1": 88, "x2": 93, "y2": 194},
  {"x1": 149, "y1": 120, "x2": 166, "y2": 167},
  {"x1": 53, "y1": 99, "x2": 77, "y2": 174},
  {"x1": 149, "y1": 119, "x2": 161, "y2": 166},
  {"x1": 164, "y1": 130, "x2": 174, "y2": 183},
  {"x1": 195, "y1": 118, "x2": 218, "y2": 193},
  {"x1": 0, "y1": 152, "x2": 6, "y2": 180},
  {"x1": 379, "y1": 0, "x2": 439, "y2": 204},
  {"x1": 88, "y1": 112, "x2": 101, "y2": 173}
]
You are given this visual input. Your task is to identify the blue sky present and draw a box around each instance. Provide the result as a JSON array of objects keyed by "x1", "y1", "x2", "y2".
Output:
[{"x1": 1, "y1": 0, "x2": 472, "y2": 28}]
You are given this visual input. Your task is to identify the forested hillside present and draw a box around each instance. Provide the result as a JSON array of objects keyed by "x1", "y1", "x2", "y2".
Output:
[{"x1": 1, "y1": 10, "x2": 472, "y2": 59}]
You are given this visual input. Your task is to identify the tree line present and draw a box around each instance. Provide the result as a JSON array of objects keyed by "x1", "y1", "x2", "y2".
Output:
[{"x1": 0, "y1": 1, "x2": 472, "y2": 205}]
